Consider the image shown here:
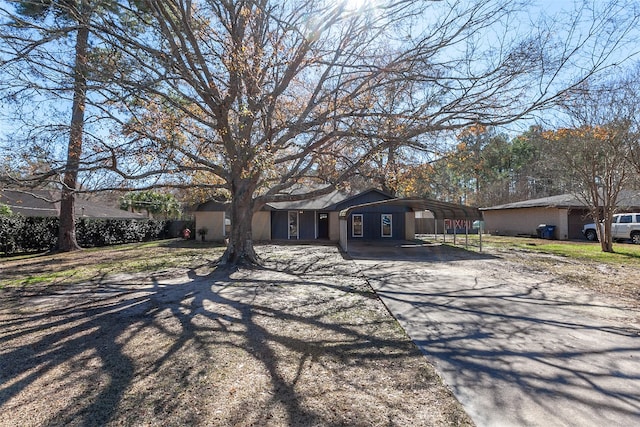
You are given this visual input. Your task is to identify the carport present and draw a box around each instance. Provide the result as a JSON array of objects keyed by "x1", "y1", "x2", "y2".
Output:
[{"x1": 338, "y1": 198, "x2": 482, "y2": 252}]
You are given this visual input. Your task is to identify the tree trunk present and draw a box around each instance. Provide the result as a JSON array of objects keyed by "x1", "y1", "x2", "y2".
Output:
[
  {"x1": 599, "y1": 218, "x2": 614, "y2": 253},
  {"x1": 220, "y1": 178, "x2": 260, "y2": 266},
  {"x1": 57, "y1": 9, "x2": 89, "y2": 252}
]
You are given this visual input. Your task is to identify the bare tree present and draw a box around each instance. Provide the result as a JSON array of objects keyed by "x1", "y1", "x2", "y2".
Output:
[
  {"x1": 86, "y1": 0, "x2": 638, "y2": 264},
  {"x1": 3, "y1": 0, "x2": 638, "y2": 263},
  {"x1": 616, "y1": 63, "x2": 640, "y2": 176},
  {"x1": 0, "y1": 0, "x2": 111, "y2": 251},
  {"x1": 546, "y1": 77, "x2": 638, "y2": 252}
]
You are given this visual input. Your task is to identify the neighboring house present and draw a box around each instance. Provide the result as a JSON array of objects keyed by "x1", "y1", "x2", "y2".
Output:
[
  {"x1": 0, "y1": 190, "x2": 146, "y2": 219},
  {"x1": 480, "y1": 191, "x2": 640, "y2": 240},
  {"x1": 194, "y1": 188, "x2": 481, "y2": 250},
  {"x1": 192, "y1": 199, "x2": 230, "y2": 241}
]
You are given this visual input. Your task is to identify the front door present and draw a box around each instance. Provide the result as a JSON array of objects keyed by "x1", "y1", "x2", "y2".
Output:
[{"x1": 318, "y1": 212, "x2": 329, "y2": 239}]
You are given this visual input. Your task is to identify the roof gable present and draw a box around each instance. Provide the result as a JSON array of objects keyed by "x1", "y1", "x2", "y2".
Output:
[
  {"x1": 330, "y1": 188, "x2": 395, "y2": 211},
  {"x1": 260, "y1": 188, "x2": 395, "y2": 211}
]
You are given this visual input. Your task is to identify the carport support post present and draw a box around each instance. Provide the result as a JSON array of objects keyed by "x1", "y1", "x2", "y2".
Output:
[
  {"x1": 465, "y1": 220, "x2": 469, "y2": 249},
  {"x1": 453, "y1": 221, "x2": 457, "y2": 245},
  {"x1": 434, "y1": 219, "x2": 437, "y2": 241},
  {"x1": 442, "y1": 220, "x2": 446, "y2": 243},
  {"x1": 339, "y1": 217, "x2": 348, "y2": 252}
]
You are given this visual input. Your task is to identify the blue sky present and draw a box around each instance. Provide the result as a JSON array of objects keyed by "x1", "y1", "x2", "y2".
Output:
[{"x1": 1, "y1": 0, "x2": 637, "y2": 143}]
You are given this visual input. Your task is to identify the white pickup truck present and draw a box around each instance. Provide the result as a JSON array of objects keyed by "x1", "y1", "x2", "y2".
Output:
[{"x1": 582, "y1": 213, "x2": 640, "y2": 244}]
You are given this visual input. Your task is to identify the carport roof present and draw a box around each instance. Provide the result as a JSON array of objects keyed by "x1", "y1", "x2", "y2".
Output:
[{"x1": 339, "y1": 198, "x2": 482, "y2": 220}]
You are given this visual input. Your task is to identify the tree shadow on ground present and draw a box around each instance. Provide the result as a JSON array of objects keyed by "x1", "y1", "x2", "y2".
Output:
[
  {"x1": 362, "y1": 262, "x2": 640, "y2": 426},
  {"x1": 0, "y1": 245, "x2": 467, "y2": 426},
  {"x1": 342, "y1": 240, "x2": 496, "y2": 263}
]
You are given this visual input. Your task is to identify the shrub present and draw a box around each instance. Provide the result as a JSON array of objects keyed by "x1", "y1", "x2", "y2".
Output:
[
  {"x1": 0, "y1": 216, "x2": 170, "y2": 255},
  {"x1": 0, "y1": 203, "x2": 12, "y2": 216}
]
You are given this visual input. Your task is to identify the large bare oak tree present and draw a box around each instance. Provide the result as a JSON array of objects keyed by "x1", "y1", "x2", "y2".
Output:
[
  {"x1": 3, "y1": 0, "x2": 638, "y2": 263},
  {"x1": 91, "y1": 0, "x2": 638, "y2": 264}
]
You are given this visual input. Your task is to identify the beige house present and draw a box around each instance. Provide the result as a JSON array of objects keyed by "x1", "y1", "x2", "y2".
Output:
[
  {"x1": 481, "y1": 192, "x2": 640, "y2": 240},
  {"x1": 191, "y1": 200, "x2": 229, "y2": 241}
]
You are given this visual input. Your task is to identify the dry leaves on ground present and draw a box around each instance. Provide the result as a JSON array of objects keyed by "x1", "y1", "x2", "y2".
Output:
[{"x1": 0, "y1": 244, "x2": 472, "y2": 427}]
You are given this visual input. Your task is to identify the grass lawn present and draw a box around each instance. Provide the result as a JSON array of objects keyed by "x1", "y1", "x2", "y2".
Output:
[
  {"x1": 0, "y1": 239, "x2": 226, "y2": 289},
  {"x1": 438, "y1": 234, "x2": 640, "y2": 303},
  {"x1": 478, "y1": 235, "x2": 640, "y2": 264}
]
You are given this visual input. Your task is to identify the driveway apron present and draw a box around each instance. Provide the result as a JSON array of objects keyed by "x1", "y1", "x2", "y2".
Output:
[{"x1": 348, "y1": 242, "x2": 640, "y2": 427}]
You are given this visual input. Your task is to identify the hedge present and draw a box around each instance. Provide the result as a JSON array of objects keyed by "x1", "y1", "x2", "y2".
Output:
[{"x1": 0, "y1": 216, "x2": 171, "y2": 255}]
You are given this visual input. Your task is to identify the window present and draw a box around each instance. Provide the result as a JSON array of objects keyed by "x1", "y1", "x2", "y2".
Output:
[
  {"x1": 352, "y1": 214, "x2": 363, "y2": 237},
  {"x1": 619, "y1": 215, "x2": 633, "y2": 224},
  {"x1": 288, "y1": 211, "x2": 298, "y2": 239},
  {"x1": 381, "y1": 214, "x2": 392, "y2": 237}
]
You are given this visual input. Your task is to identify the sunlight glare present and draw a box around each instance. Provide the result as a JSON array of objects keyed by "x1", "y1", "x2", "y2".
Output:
[{"x1": 341, "y1": 0, "x2": 372, "y2": 12}]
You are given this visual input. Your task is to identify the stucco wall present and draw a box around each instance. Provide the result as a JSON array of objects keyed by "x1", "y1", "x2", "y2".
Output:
[
  {"x1": 483, "y1": 207, "x2": 569, "y2": 240},
  {"x1": 557, "y1": 208, "x2": 569, "y2": 240},
  {"x1": 252, "y1": 211, "x2": 271, "y2": 241},
  {"x1": 194, "y1": 211, "x2": 225, "y2": 241},
  {"x1": 329, "y1": 211, "x2": 340, "y2": 241},
  {"x1": 405, "y1": 211, "x2": 415, "y2": 240},
  {"x1": 339, "y1": 218, "x2": 348, "y2": 250}
]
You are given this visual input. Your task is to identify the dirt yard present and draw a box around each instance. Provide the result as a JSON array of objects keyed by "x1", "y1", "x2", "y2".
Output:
[
  {"x1": 2, "y1": 239, "x2": 638, "y2": 427},
  {"x1": 0, "y1": 243, "x2": 473, "y2": 427},
  {"x1": 482, "y1": 243, "x2": 640, "y2": 307}
]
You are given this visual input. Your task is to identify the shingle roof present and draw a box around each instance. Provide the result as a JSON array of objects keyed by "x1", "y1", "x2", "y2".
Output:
[
  {"x1": 264, "y1": 187, "x2": 400, "y2": 211},
  {"x1": 0, "y1": 190, "x2": 58, "y2": 217},
  {"x1": 480, "y1": 194, "x2": 585, "y2": 211},
  {"x1": 0, "y1": 190, "x2": 146, "y2": 219},
  {"x1": 75, "y1": 198, "x2": 146, "y2": 219},
  {"x1": 480, "y1": 191, "x2": 640, "y2": 211},
  {"x1": 263, "y1": 189, "x2": 353, "y2": 211},
  {"x1": 195, "y1": 200, "x2": 230, "y2": 212},
  {"x1": 195, "y1": 187, "x2": 480, "y2": 219}
]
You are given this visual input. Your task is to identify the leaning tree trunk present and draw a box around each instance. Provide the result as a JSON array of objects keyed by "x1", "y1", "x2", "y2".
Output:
[
  {"x1": 220, "y1": 178, "x2": 260, "y2": 266},
  {"x1": 57, "y1": 13, "x2": 89, "y2": 252}
]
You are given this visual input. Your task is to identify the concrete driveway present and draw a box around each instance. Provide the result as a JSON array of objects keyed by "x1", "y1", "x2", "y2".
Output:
[{"x1": 347, "y1": 241, "x2": 640, "y2": 427}]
